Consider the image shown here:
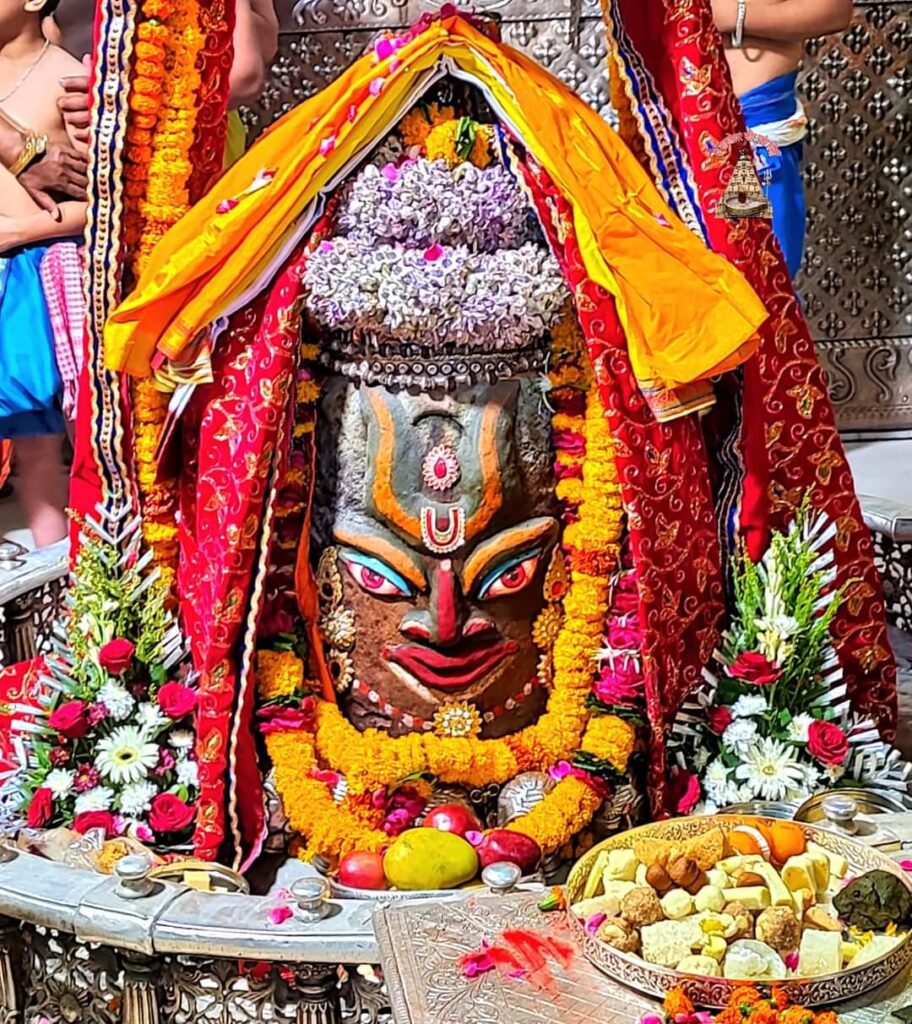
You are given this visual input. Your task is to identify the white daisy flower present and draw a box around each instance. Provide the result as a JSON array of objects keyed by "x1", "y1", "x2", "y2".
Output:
[
  {"x1": 44, "y1": 769, "x2": 75, "y2": 799},
  {"x1": 98, "y1": 682, "x2": 135, "y2": 722},
  {"x1": 169, "y1": 730, "x2": 194, "y2": 751},
  {"x1": 176, "y1": 759, "x2": 199, "y2": 789},
  {"x1": 801, "y1": 763, "x2": 822, "y2": 792},
  {"x1": 692, "y1": 748, "x2": 710, "y2": 772},
  {"x1": 703, "y1": 759, "x2": 730, "y2": 788},
  {"x1": 95, "y1": 726, "x2": 160, "y2": 785},
  {"x1": 118, "y1": 780, "x2": 157, "y2": 817},
  {"x1": 730, "y1": 694, "x2": 767, "y2": 719},
  {"x1": 74, "y1": 786, "x2": 115, "y2": 814},
  {"x1": 135, "y1": 703, "x2": 167, "y2": 733},
  {"x1": 786, "y1": 713, "x2": 815, "y2": 744},
  {"x1": 702, "y1": 760, "x2": 740, "y2": 807},
  {"x1": 735, "y1": 737, "x2": 806, "y2": 802},
  {"x1": 722, "y1": 719, "x2": 759, "y2": 757}
]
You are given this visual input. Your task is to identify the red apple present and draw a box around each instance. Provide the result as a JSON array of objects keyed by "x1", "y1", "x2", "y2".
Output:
[
  {"x1": 422, "y1": 802, "x2": 482, "y2": 837},
  {"x1": 338, "y1": 851, "x2": 387, "y2": 890},
  {"x1": 477, "y1": 829, "x2": 542, "y2": 874}
]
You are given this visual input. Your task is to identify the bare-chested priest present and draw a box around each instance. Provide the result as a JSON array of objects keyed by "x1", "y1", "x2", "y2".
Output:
[{"x1": 712, "y1": 0, "x2": 853, "y2": 277}]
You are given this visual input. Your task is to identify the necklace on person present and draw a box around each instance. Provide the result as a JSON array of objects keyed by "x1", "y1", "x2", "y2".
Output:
[{"x1": 0, "y1": 39, "x2": 50, "y2": 104}]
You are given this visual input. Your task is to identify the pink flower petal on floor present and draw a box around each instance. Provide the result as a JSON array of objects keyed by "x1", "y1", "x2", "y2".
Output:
[
  {"x1": 319, "y1": 136, "x2": 336, "y2": 156},
  {"x1": 268, "y1": 905, "x2": 293, "y2": 926},
  {"x1": 465, "y1": 830, "x2": 483, "y2": 848},
  {"x1": 423, "y1": 243, "x2": 444, "y2": 262},
  {"x1": 900, "y1": 860, "x2": 912, "y2": 873},
  {"x1": 390, "y1": 59, "x2": 403, "y2": 73},
  {"x1": 370, "y1": 77, "x2": 386, "y2": 96},
  {"x1": 381, "y1": 163, "x2": 400, "y2": 182},
  {"x1": 374, "y1": 37, "x2": 394, "y2": 61},
  {"x1": 784, "y1": 951, "x2": 799, "y2": 971}
]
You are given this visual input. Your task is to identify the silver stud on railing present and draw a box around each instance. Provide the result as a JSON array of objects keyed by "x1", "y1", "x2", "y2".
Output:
[
  {"x1": 291, "y1": 876, "x2": 331, "y2": 923},
  {"x1": 481, "y1": 861, "x2": 522, "y2": 896},
  {"x1": 822, "y1": 794, "x2": 859, "y2": 835},
  {"x1": 114, "y1": 854, "x2": 156, "y2": 900}
]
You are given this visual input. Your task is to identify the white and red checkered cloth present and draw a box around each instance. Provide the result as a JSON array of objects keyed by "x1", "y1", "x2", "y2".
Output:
[{"x1": 39, "y1": 242, "x2": 84, "y2": 422}]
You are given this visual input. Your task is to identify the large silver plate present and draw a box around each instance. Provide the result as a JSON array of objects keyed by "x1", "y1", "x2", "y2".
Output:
[{"x1": 565, "y1": 816, "x2": 912, "y2": 1008}]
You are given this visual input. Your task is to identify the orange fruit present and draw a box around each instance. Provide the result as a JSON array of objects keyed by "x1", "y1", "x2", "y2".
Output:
[
  {"x1": 727, "y1": 829, "x2": 762, "y2": 857},
  {"x1": 767, "y1": 821, "x2": 806, "y2": 865},
  {"x1": 729, "y1": 825, "x2": 770, "y2": 859}
]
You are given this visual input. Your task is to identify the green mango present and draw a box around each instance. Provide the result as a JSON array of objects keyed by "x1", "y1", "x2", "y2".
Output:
[{"x1": 383, "y1": 828, "x2": 479, "y2": 891}]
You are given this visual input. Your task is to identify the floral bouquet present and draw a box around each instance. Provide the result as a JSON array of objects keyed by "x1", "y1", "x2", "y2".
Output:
[
  {"x1": 670, "y1": 499, "x2": 910, "y2": 813},
  {"x1": 10, "y1": 510, "x2": 198, "y2": 848}
]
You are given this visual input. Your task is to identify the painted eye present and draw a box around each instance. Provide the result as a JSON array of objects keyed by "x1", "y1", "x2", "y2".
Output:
[
  {"x1": 479, "y1": 551, "x2": 543, "y2": 600},
  {"x1": 341, "y1": 552, "x2": 413, "y2": 599}
]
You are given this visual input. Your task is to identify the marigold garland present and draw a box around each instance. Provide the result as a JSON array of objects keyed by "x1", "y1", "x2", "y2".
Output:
[
  {"x1": 123, "y1": 0, "x2": 206, "y2": 591},
  {"x1": 260, "y1": 304, "x2": 630, "y2": 857}
]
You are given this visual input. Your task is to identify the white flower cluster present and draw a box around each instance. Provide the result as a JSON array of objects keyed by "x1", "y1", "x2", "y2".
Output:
[
  {"x1": 304, "y1": 239, "x2": 568, "y2": 351},
  {"x1": 336, "y1": 159, "x2": 537, "y2": 253}
]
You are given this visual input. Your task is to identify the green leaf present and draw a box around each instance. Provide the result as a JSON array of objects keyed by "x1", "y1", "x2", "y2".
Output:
[{"x1": 891, "y1": 1007, "x2": 912, "y2": 1023}]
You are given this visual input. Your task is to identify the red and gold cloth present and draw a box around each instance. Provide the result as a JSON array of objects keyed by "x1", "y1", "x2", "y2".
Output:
[{"x1": 606, "y1": 0, "x2": 896, "y2": 734}]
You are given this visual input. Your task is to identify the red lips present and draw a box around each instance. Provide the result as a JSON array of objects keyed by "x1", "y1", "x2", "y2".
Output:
[{"x1": 383, "y1": 639, "x2": 518, "y2": 691}]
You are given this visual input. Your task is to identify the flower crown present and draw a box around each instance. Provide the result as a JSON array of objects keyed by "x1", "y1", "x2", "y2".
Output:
[{"x1": 303, "y1": 150, "x2": 569, "y2": 390}]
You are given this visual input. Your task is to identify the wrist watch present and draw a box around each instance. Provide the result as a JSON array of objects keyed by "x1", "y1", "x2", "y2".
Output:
[
  {"x1": 731, "y1": 0, "x2": 747, "y2": 48},
  {"x1": 8, "y1": 130, "x2": 48, "y2": 177}
]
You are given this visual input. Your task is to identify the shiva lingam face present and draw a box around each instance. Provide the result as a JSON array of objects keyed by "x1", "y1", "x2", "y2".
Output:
[{"x1": 313, "y1": 377, "x2": 558, "y2": 739}]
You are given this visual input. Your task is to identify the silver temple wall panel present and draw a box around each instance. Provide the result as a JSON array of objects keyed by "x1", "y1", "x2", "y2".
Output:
[{"x1": 249, "y1": 2, "x2": 911, "y2": 433}]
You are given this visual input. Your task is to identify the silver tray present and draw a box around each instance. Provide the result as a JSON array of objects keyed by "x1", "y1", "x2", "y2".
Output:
[{"x1": 566, "y1": 815, "x2": 912, "y2": 1008}]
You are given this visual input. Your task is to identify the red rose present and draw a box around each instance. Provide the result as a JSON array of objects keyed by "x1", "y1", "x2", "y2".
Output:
[
  {"x1": 257, "y1": 700, "x2": 316, "y2": 736},
  {"x1": 668, "y1": 767, "x2": 701, "y2": 815},
  {"x1": 726, "y1": 651, "x2": 782, "y2": 686},
  {"x1": 808, "y1": 720, "x2": 849, "y2": 766},
  {"x1": 98, "y1": 638, "x2": 135, "y2": 674},
  {"x1": 708, "y1": 705, "x2": 734, "y2": 735},
  {"x1": 73, "y1": 810, "x2": 115, "y2": 837},
  {"x1": 26, "y1": 787, "x2": 53, "y2": 828},
  {"x1": 149, "y1": 792, "x2": 194, "y2": 834},
  {"x1": 48, "y1": 700, "x2": 89, "y2": 739},
  {"x1": 157, "y1": 681, "x2": 198, "y2": 719}
]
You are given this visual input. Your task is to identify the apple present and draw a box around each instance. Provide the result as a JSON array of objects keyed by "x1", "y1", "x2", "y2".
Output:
[
  {"x1": 477, "y1": 829, "x2": 542, "y2": 874},
  {"x1": 421, "y1": 802, "x2": 482, "y2": 838},
  {"x1": 338, "y1": 850, "x2": 387, "y2": 890}
]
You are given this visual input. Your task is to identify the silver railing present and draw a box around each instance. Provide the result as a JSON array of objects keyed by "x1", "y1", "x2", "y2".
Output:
[
  {"x1": 0, "y1": 846, "x2": 392, "y2": 1023},
  {"x1": 0, "y1": 540, "x2": 68, "y2": 669}
]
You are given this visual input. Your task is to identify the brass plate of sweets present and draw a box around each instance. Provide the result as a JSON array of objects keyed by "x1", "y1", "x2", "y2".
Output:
[{"x1": 565, "y1": 816, "x2": 912, "y2": 1008}]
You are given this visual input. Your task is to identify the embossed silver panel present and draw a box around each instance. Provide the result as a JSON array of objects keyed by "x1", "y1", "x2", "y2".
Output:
[{"x1": 250, "y1": 3, "x2": 910, "y2": 432}]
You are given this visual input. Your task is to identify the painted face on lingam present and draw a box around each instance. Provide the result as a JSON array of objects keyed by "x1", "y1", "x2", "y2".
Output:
[
  {"x1": 314, "y1": 376, "x2": 558, "y2": 737},
  {"x1": 304, "y1": 125, "x2": 570, "y2": 738}
]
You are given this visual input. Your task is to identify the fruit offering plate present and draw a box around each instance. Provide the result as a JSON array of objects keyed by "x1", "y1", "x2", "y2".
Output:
[{"x1": 566, "y1": 816, "x2": 912, "y2": 1008}]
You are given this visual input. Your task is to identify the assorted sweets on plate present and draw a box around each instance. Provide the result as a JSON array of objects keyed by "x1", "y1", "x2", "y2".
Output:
[
  {"x1": 333, "y1": 803, "x2": 542, "y2": 893},
  {"x1": 569, "y1": 819, "x2": 911, "y2": 983}
]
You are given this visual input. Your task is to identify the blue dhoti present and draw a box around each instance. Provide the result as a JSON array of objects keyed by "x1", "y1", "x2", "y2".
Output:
[
  {"x1": 0, "y1": 244, "x2": 64, "y2": 439},
  {"x1": 739, "y1": 71, "x2": 808, "y2": 280}
]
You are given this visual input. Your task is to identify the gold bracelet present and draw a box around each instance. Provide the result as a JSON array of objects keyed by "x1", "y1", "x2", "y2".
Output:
[{"x1": 8, "y1": 131, "x2": 48, "y2": 177}]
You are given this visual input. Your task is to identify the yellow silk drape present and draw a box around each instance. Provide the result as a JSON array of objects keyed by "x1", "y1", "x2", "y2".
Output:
[{"x1": 105, "y1": 15, "x2": 767, "y2": 388}]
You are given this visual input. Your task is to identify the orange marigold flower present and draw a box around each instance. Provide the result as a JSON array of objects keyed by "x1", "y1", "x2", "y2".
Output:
[
  {"x1": 729, "y1": 989, "x2": 763, "y2": 1009},
  {"x1": 813, "y1": 1013, "x2": 839, "y2": 1024},
  {"x1": 770, "y1": 989, "x2": 789, "y2": 1011},
  {"x1": 746, "y1": 1007, "x2": 778, "y2": 1024},
  {"x1": 777, "y1": 1008, "x2": 815, "y2": 1024},
  {"x1": 714, "y1": 1010, "x2": 743, "y2": 1024},
  {"x1": 663, "y1": 989, "x2": 695, "y2": 1018}
]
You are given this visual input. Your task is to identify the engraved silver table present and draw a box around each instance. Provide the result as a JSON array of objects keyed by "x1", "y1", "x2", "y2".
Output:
[{"x1": 374, "y1": 893, "x2": 912, "y2": 1024}]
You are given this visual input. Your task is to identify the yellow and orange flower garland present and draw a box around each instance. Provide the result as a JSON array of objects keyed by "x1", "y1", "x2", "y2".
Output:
[
  {"x1": 258, "y1": 308, "x2": 634, "y2": 861},
  {"x1": 123, "y1": 0, "x2": 206, "y2": 592}
]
